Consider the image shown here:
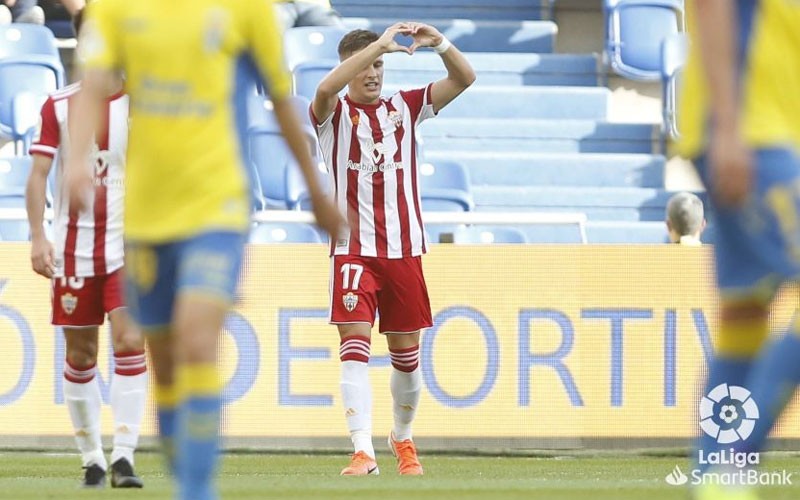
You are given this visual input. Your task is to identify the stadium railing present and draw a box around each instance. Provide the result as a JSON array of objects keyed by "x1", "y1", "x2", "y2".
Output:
[
  {"x1": 0, "y1": 209, "x2": 589, "y2": 243},
  {"x1": 251, "y1": 210, "x2": 589, "y2": 244}
]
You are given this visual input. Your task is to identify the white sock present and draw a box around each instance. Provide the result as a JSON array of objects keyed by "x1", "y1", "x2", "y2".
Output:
[
  {"x1": 340, "y1": 360, "x2": 374, "y2": 458},
  {"x1": 389, "y1": 344, "x2": 421, "y2": 441},
  {"x1": 63, "y1": 362, "x2": 107, "y2": 470},
  {"x1": 110, "y1": 351, "x2": 147, "y2": 466},
  {"x1": 390, "y1": 368, "x2": 421, "y2": 441}
]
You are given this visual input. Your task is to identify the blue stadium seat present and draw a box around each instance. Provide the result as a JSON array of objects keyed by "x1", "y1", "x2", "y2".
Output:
[
  {"x1": 0, "y1": 156, "x2": 32, "y2": 195},
  {"x1": 292, "y1": 59, "x2": 337, "y2": 101},
  {"x1": 249, "y1": 222, "x2": 324, "y2": 243},
  {"x1": 285, "y1": 161, "x2": 331, "y2": 211},
  {"x1": 283, "y1": 26, "x2": 347, "y2": 71},
  {"x1": 661, "y1": 32, "x2": 688, "y2": 140},
  {"x1": 0, "y1": 194, "x2": 28, "y2": 241},
  {"x1": 246, "y1": 94, "x2": 320, "y2": 209},
  {"x1": 331, "y1": 0, "x2": 554, "y2": 21},
  {"x1": 0, "y1": 25, "x2": 65, "y2": 152},
  {"x1": 604, "y1": 0, "x2": 684, "y2": 81},
  {"x1": 419, "y1": 160, "x2": 474, "y2": 211},
  {"x1": 382, "y1": 52, "x2": 601, "y2": 87},
  {"x1": 0, "y1": 24, "x2": 62, "y2": 60},
  {"x1": 342, "y1": 18, "x2": 557, "y2": 54},
  {"x1": 420, "y1": 120, "x2": 660, "y2": 155},
  {"x1": 426, "y1": 151, "x2": 666, "y2": 189},
  {"x1": 453, "y1": 225, "x2": 528, "y2": 244}
]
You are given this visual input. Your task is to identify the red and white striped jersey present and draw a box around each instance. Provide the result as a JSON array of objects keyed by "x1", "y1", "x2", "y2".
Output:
[
  {"x1": 29, "y1": 82, "x2": 128, "y2": 278},
  {"x1": 312, "y1": 84, "x2": 436, "y2": 259}
]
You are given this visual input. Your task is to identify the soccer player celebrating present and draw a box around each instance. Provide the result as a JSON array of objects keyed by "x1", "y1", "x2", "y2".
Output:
[
  {"x1": 66, "y1": 2, "x2": 343, "y2": 499},
  {"x1": 25, "y1": 9, "x2": 145, "y2": 489},
  {"x1": 311, "y1": 23, "x2": 475, "y2": 475},
  {"x1": 678, "y1": 1, "x2": 800, "y2": 499}
]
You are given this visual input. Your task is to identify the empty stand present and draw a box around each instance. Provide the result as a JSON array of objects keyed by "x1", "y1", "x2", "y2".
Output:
[
  {"x1": 249, "y1": 222, "x2": 324, "y2": 243},
  {"x1": 452, "y1": 225, "x2": 528, "y2": 244},
  {"x1": 342, "y1": 18, "x2": 558, "y2": 53},
  {"x1": 331, "y1": 0, "x2": 554, "y2": 21}
]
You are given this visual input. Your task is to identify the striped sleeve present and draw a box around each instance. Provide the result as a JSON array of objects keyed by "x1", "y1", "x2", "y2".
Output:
[
  {"x1": 29, "y1": 97, "x2": 59, "y2": 158},
  {"x1": 399, "y1": 83, "x2": 437, "y2": 125}
]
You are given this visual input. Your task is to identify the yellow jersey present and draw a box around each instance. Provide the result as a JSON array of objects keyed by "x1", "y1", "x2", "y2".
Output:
[
  {"x1": 677, "y1": 0, "x2": 800, "y2": 158},
  {"x1": 81, "y1": 0, "x2": 291, "y2": 242}
]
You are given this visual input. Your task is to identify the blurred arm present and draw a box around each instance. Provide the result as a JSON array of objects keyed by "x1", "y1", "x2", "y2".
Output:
[
  {"x1": 60, "y1": 0, "x2": 86, "y2": 16},
  {"x1": 694, "y1": 0, "x2": 739, "y2": 131}
]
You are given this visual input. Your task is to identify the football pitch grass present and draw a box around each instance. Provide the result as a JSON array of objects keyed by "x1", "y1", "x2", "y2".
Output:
[{"x1": 0, "y1": 451, "x2": 797, "y2": 499}]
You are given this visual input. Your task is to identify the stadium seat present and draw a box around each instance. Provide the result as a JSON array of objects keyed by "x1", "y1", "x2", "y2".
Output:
[
  {"x1": 246, "y1": 94, "x2": 320, "y2": 209},
  {"x1": 249, "y1": 222, "x2": 323, "y2": 243},
  {"x1": 283, "y1": 26, "x2": 347, "y2": 71},
  {"x1": 285, "y1": 160, "x2": 331, "y2": 211},
  {"x1": 0, "y1": 156, "x2": 32, "y2": 195},
  {"x1": 330, "y1": 0, "x2": 554, "y2": 21},
  {"x1": 452, "y1": 225, "x2": 528, "y2": 244},
  {"x1": 292, "y1": 59, "x2": 338, "y2": 101},
  {"x1": 0, "y1": 25, "x2": 65, "y2": 152},
  {"x1": 419, "y1": 160, "x2": 474, "y2": 212},
  {"x1": 0, "y1": 194, "x2": 28, "y2": 241},
  {"x1": 604, "y1": 0, "x2": 684, "y2": 81},
  {"x1": 660, "y1": 32, "x2": 688, "y2": 140},
  {"x1": 0, "y1": 24, "x2": 62, "y2": 60},
  {"x1": 342, "y1": 18, "x2": 557, "y2": 54}
]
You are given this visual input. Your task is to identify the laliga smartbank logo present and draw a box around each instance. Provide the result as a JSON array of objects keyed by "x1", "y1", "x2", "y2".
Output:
[
  {"x1": 699, "y1": 383, "x2": 758, "y2": 444},
  {"x1": 665, "y1": 383, "x2": 793, "y2": 487}
]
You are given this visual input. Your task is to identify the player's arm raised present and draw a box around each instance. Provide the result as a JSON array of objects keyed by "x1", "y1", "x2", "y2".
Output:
[
  {"x1": 312, "y1": 23, "x2": 412, "y2": 122},
  {"x1": 694, "y1": 0, "x2": 752, "y2": 207},
  {"x1": 407, "y1": 22, "x2": 476, "y2": 114}
]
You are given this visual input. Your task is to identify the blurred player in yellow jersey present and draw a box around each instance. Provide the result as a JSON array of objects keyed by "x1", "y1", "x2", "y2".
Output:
[
  {"x1": 677, "y1": 1, "x2": 800, "y2": 499},
  {"x1": 64, "y1": 1, "x2": 343, "y2": 499}
]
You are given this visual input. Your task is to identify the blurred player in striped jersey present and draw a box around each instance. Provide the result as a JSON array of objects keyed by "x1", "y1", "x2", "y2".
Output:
[
  {"x1": 25, "y1": 8, "x2": 145, "y2": 489},
  {"x1": 66, "y1": 1, "x2": 343, "y2": 499},
  {"x1": 678, "y1": 1, "x2": 800, "y2": 499},
  {"x1": 311, "y1": 23, "x2": 475, "y2": 476}
]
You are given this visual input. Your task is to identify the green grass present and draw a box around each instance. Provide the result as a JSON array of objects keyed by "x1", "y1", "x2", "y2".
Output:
[{"x1": 0, "y1": 452, "x2": 797, "y2": 499}]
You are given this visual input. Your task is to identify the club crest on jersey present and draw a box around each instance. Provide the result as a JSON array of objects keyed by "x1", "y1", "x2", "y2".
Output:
[
  {"x1": 388, "y1": 110, "x2": 402, "y2": 128},
  {"x1": 61, "y1": 293, "x2": 78, "y2": 315},
  {"x1": 350, "y1": 114, "x2": 360, "y2": 126},
  {"x1": 343, "y1": 292, "x2": 358, "y2": 312}
]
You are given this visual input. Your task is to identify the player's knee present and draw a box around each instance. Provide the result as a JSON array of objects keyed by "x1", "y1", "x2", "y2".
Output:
[
  {"x1": 112, "y1": 327, "x2": 144, "y2": 353},
  {"x1": 65, "y1": 337, "x2": 99, "y2": 367},
  {"x1": 717, "y1": 301, "x2": 769, "y2": 358}
]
